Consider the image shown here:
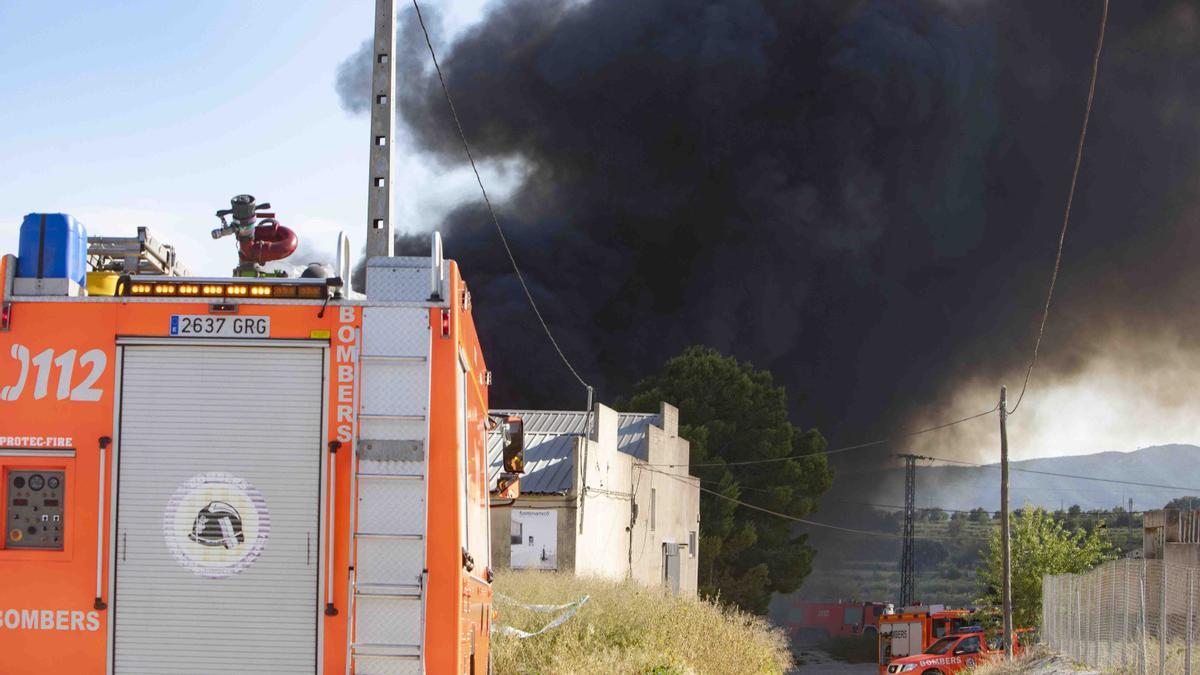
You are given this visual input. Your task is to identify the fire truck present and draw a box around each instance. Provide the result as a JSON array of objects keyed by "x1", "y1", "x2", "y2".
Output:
[
  {"x1": 778, "y1": 599, "x2": 889, "y2": 643},
  {"x1": 882, "y1": 627, "x2": 992, "y2": 674},
  {"x1": 877, "y1": 606, "x2": 973, "y2": 673},
  {"x1": 0, "y1": 1, "x2": 525, "y2": 673},
  {"x1": 881, "y1": 626, "x2": 1035, "y2": 674}
]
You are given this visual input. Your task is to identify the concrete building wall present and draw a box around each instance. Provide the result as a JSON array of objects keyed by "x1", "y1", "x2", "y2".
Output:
[
  {"x1": 629, "y1": 404, "x2": 700, "y2": 596},
  {"x1": 1145, "y1": 509, "x2": 1200, "y2": 567},
  {"x1": 574, "y1": 405, "x2": 634, "y2": 580},
  {"x1": 1165, "y1": 543, "x2": 1200, "y2": 568},
  {"x1": 489, "y1": 402, "x2": 699, "y2": 596},
  {"x1": 490, "y1": 495, "x2": 576, "y2": 573}
]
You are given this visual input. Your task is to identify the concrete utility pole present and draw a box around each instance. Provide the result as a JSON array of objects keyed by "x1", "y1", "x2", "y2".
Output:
[
  {"x1": 1129, "y1": 497, "x2": 1135, "y2": 552},
  {"x1": 365, "y1": 0, "x2": 396, "y2": 258},
  {"x1": 1000, "y1": 386, "x2": 1013, "y2": 659},
  {"x1": 899, "y1": 454, "x2": 917, "y2": 607}
]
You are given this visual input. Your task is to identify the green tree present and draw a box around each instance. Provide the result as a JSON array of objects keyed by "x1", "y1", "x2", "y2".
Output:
[
  {"x1": 1165, "y1": 496, "x2": 1200, "y2": 511},
  {"x1": 1111, "y1": 506, "x2": 1130, "y2": 527},
  {"x1": 978, "y1": 507, "x2": 1114, "y2": 628},
  {"x1": 947, "y1": 518, "x2": 964, "y2": 537},
  {"x1": 622, "y1": 346, "x2": 833, "y2": 614},
  {"x1": 914, "y1": 539, "x2": 949, "y2": 569}
]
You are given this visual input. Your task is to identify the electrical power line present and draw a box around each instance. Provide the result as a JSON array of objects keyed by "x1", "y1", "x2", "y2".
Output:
[
  {"x1": 700, "y1": 480, "x2": 1150, "y2": 516},
  {"x1": 647, "y1": 463, "x2": 1148, "y2": 543},
  {"x1": 915, "y1": 453, "x2": 1200, "y2": 493},
  {"x1": 646, "y1": 405, "x2": 998, "y2": 469},
  {"x1": 828, "y1": 497, "x2": 1149, "y2": 517},
  {"x1": 640, "y1": 465, "x2": 986, "y2": 541},
  {"x1": 411, "y1": 0, "x2": 591, "y2": 394},
  {"x1": 1009, "y1": 0, "x2": 1109, "y2": 415},
  {"x1": 826, "y1": 497, "x2": 976, "y2": 514}
]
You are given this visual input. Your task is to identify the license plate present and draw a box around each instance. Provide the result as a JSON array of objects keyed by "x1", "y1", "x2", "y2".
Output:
[{"x1": 169, "y1": 315, "x2": 271, "y2": 338}]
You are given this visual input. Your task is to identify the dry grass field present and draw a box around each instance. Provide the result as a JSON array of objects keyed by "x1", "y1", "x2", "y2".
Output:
[
  {"x1": 491, "y1": 571, "x2": 792, "y2": 674},
  {"x1": 965, "y1": 647, "x2": 1099, "y2": 675}
]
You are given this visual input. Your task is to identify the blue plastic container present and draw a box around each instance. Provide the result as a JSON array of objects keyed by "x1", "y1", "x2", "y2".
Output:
[{"x1": 17, "y1": 213, "x2": 88, "y2": 286}]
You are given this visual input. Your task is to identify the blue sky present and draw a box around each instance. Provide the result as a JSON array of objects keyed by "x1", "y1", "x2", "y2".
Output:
[{"x1": 0, "y1": 0, "x2": 491, "y2": 275}]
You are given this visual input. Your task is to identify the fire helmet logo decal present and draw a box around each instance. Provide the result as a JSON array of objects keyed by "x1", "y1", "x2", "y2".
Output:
[
  {"x1": 189, "y1": 501, "x2": 245, "y2": 549},
  {"x1": 164, "y1": 473, "x2": 268, "y2": 578}
]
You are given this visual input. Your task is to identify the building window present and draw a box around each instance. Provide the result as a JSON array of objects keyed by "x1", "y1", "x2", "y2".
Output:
[
  {"x1": 651, "y1": 488, "x2": 657, "y2": 531},
  {"x1": 688, "y1": 530, "x2": 696, "y2": 558}
]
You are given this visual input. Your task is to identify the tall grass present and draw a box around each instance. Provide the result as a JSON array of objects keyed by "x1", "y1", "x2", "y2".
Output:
[
  {"x1": 965, "y1": 646, "x2": 1093, "y2": 674},
  {"x1": 491, "y1": 571, "x2": 792, "y2": 674}
]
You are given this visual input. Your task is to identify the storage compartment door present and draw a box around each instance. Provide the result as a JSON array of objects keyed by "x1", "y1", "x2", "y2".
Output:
[{"x1": 113, "y1": 345, "x2": 324, "y2": 674}]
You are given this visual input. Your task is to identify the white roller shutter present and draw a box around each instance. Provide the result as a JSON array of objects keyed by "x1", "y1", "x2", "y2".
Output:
[{"x1": 113, "y1": 345, "x2": 324, "y2": 674}]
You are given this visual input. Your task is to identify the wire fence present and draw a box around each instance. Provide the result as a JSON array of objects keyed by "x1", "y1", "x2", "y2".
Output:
[{"x1": 1044, "y1": 558, "x2": 1200, "y2": 674}]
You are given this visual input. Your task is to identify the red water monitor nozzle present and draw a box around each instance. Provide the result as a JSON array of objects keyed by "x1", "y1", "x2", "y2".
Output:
[{"x1": 211, "y1": 194, "x2": 299, "y2": 276}]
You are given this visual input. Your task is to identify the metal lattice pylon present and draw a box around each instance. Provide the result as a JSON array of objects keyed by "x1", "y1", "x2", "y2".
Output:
[{"x1": 899, "y1": 454, "x2": 916, "y2": 607}]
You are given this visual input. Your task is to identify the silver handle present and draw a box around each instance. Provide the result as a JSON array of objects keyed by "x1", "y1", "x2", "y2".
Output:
[
  {"x1": 325, "y1": 441, "x2": 339, "y2": 615},
  {"x1": 95, "y1": 438, "x2": 109, "y2": 609}
]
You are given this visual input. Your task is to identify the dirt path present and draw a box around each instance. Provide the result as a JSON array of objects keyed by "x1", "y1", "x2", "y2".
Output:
[{"x1": 790, "y1": 647, "x2": 877, "y2": 674}]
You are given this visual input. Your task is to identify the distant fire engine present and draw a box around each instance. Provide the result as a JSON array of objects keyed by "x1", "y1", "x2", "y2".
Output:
[
  {"x1": 0, "y1": 1, "x2": 524, "y2": 673},
  {"x1": 779, "y1": 599, "x2": 889, "y2": 643}
]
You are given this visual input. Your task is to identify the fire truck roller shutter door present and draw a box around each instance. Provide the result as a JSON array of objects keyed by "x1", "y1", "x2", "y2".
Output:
[{"x1": 113, "y1": 345, "x2": 324, "y2": 674}]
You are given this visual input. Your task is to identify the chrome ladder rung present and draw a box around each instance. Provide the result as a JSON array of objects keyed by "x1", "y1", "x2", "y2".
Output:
[
  {"x1": 356, "y1": 532, "x2": 423, "y2": 541},
  {"x1": 360, "y1": 354, "x2": 427, "y2": 363},
  {"x1": 353, "y1": 643, "x2": 422, "y2": 658}
]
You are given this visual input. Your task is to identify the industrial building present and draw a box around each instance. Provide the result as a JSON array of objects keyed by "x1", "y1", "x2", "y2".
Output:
[
  {"x1": 487, "y1": 402, "x2": 700, "y2": 595},
  {"x1": 1144, "y1": 509, "x2": 1200, "y2": 566}
]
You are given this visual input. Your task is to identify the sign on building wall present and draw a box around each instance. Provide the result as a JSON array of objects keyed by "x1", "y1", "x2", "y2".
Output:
[{"x1": 511, "y1": 509, "x2": 557, "y2": 570}]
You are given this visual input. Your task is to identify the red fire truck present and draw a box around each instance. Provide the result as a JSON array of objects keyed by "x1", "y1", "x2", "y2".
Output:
[
  {"x1": 882, "y1": 626, "x2": 1034, "y2": 674},
  {"x1": 0, "y1": 0, "x2": 527, "y2": 672},
  {"x1": 780, "y1": 599, "x2": 890, "y2": 643},
  {"x1": 883, "y1": 628, "x2": 993, "y2": 674},
  {"x1": 877, "y1": 606, "x2": 972, "y2": 672}
]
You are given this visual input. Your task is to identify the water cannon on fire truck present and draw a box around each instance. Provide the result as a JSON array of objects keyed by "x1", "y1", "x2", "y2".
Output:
[{"x1": 211, "y1": 193, "x2": 300, "y2": 278}]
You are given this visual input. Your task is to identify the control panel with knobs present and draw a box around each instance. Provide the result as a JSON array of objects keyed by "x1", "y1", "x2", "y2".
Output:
[{"x1": 7, "y1": 470, "x2": 65, "y2": 550}]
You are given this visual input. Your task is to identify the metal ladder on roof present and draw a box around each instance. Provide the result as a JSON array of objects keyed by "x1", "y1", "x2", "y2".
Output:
[
  {"x1": 86, "y1": 226, "x2": 189, "y2": 276},
  {"x1": 351, "y1": 305, "x2": 432, "y2": 675}
]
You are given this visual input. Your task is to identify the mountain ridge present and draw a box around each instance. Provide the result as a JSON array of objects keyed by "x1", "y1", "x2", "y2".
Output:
[{"x1": 836, "y1": 443, "x2": 1200, "y2": 512}]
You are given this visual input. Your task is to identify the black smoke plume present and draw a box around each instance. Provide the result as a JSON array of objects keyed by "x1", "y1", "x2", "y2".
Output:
[{"x1": 337, "y1": 1, "x2": 1200, "y2": 468}]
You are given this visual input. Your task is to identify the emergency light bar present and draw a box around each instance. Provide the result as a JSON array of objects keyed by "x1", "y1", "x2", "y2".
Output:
[{"x1": 120, "y1": 275, "x2": 341, "y2": 299}]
